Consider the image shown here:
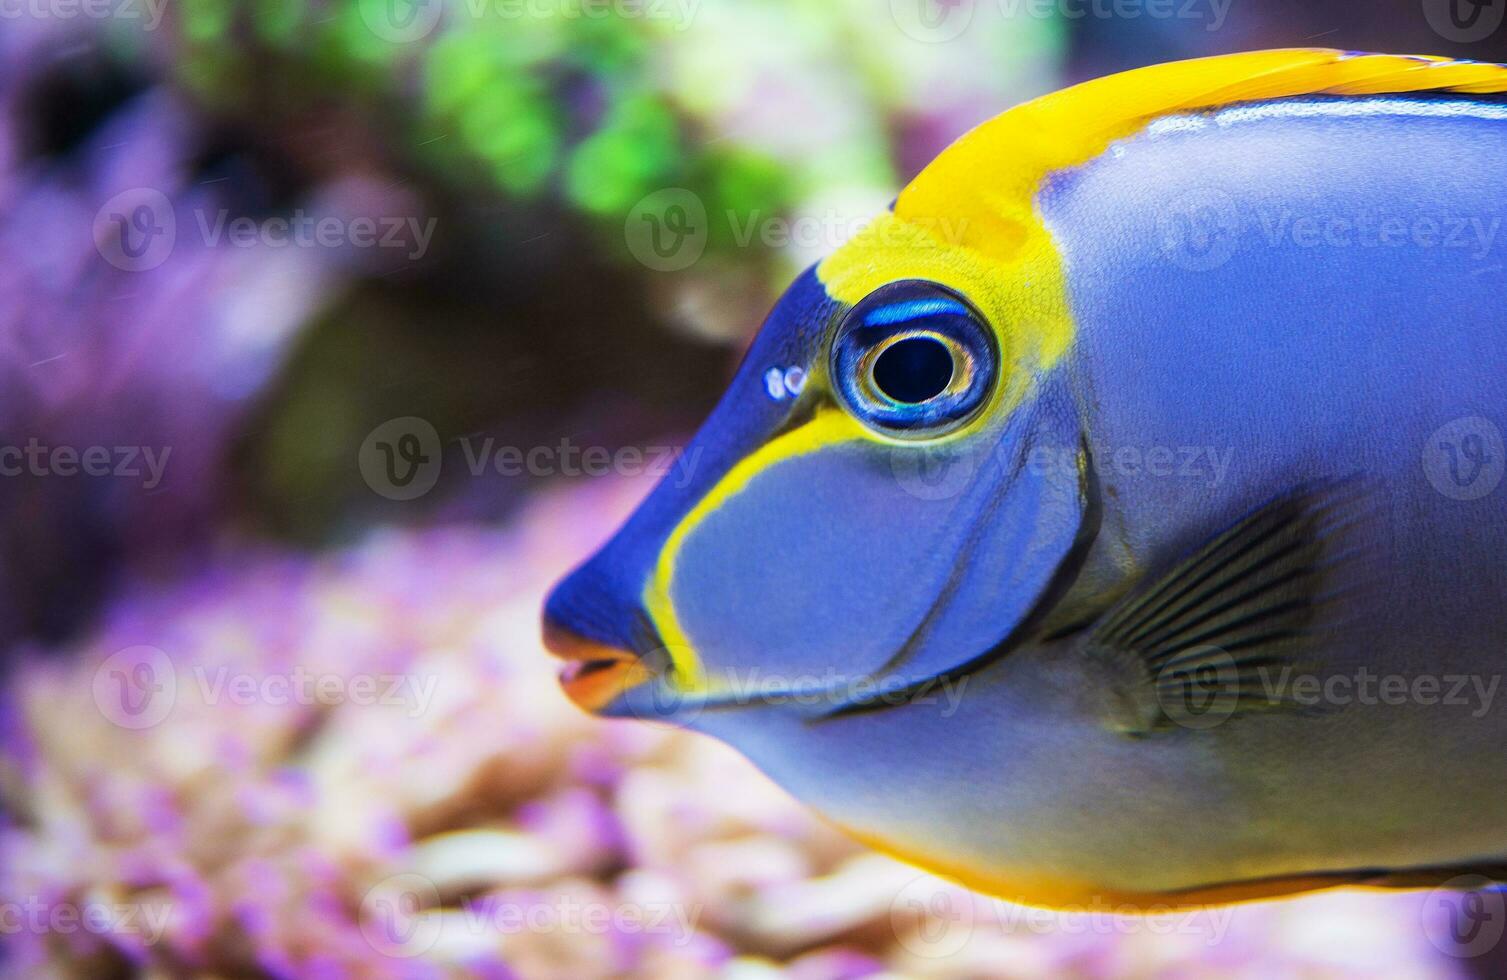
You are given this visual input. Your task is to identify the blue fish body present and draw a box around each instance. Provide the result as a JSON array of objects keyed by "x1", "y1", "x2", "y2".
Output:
[{"x1": 545, "y1": 51, "x2": 1507, "y2": 906}]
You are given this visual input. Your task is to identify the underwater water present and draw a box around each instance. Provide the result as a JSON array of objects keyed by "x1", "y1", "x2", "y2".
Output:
[{"x1": 2, "y1": 0, "x2": 1506, "y2": 975}]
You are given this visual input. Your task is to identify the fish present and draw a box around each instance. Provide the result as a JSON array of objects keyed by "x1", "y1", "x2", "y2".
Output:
[{"x1": 542, "y1": 49, "x2": 1507, "y2": 909}]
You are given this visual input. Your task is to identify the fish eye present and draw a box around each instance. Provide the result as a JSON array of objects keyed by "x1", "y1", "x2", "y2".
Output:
[{"x1": 831, "y1": 280, "x2": 997, "y2": 437}]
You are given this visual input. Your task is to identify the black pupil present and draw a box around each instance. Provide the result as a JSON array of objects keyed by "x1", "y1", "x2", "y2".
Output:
[{"x1": 872, "y1": 336, "x2": 954, "y2": 404}]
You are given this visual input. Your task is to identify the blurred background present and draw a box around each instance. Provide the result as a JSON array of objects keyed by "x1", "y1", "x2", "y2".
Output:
[{"x1": 2, "y1": 0, "x2": 1506, "y2": 976}]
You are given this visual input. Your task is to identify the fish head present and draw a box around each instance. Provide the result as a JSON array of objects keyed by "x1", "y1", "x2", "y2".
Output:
[{"x1": 543, "y1": 208, "x2": 1095, "y2": 727}]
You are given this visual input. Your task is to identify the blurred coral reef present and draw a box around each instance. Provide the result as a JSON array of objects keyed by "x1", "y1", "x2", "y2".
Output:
[{"x1": 0, "y1": 34, "x2": 331, "y2": 642}]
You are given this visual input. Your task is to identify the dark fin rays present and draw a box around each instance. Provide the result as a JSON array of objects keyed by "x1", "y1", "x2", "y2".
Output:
[{"x1": 1092, "y1": 478, "x2": 1382, "y2": 736}]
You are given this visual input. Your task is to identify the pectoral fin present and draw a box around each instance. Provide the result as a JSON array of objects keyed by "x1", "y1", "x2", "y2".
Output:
[{"x1": 1091, "y1": 478, "x2": 1379, "y2": 736}]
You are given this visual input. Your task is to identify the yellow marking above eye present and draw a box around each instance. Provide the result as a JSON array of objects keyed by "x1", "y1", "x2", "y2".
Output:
[
  {"x1": 818, "y1": 49, "x2": 1507, "y2": 426},
  {"x1": 816, "y1": 209, "x2": 1067, "y2": 432}
]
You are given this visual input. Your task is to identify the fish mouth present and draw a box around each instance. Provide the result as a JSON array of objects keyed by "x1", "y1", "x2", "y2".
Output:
[
  {"x1": 542, "y1": 618, "x2": 830, "y2": 718},
  {"x1": 542, "y1": 620, "x2": 655, "y2": 712}
]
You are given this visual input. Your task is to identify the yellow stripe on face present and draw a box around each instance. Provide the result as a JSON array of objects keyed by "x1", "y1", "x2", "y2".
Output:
[{"x1": 644, "y1": 408, "x2": 866, "y2": 691}]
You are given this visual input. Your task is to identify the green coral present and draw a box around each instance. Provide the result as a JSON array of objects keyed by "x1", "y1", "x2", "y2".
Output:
[
  {"x1": 565, "y1": 93, "x2": 678, "y2": 216},
  {"x1": 146, "y1": 0, "x2": 1057, "y2": 282}
]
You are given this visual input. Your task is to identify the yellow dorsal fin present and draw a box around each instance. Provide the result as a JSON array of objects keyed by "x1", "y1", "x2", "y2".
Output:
[
  {"x1": 818, "y1": 49, "x2": 1507, "y2": 391},
  {"x1": 896, "y1": 49, "x2": 1507, "y2": 261}
]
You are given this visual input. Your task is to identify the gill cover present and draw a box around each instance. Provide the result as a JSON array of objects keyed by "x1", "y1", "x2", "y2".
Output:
[{"x1": 635, "y1": 274, "x2": 1095, "y2": 709}]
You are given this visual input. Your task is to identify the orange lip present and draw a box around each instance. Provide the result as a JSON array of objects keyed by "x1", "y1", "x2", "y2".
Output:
[{"x1": 542, "y1": 621, "x2": 654, "y2": 712}]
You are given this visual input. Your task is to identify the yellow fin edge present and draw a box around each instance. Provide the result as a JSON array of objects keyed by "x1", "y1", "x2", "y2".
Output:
[
  {"x1": 898, "y1": 48, "x2": 1507, "y2": 267},
  {"x1": 839, "y1": 818, "x2": 1504, "y2": 912}
]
